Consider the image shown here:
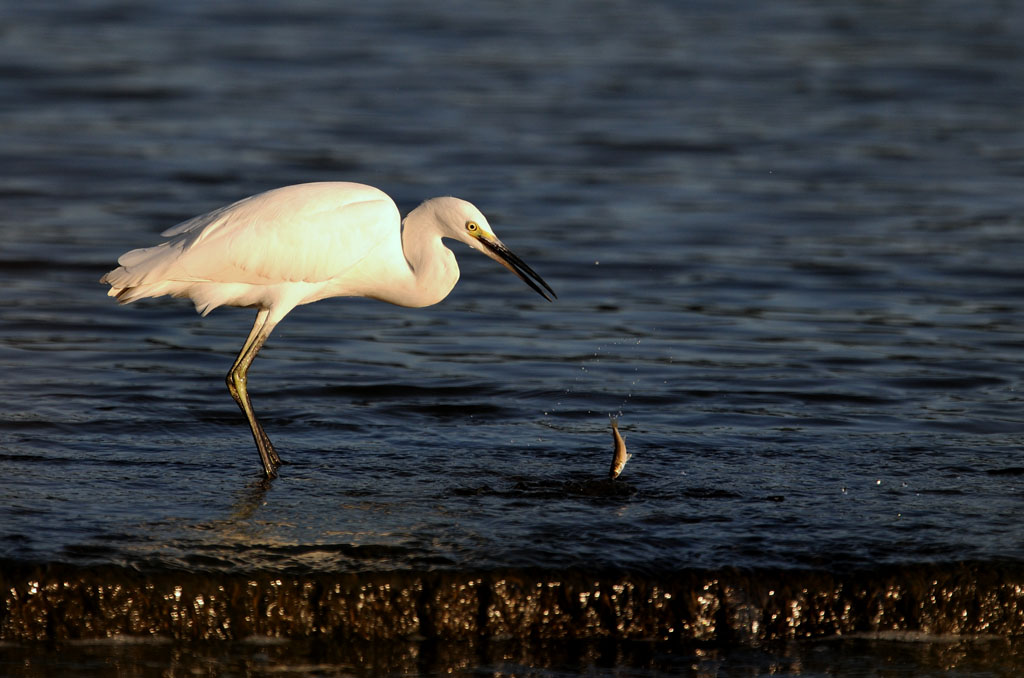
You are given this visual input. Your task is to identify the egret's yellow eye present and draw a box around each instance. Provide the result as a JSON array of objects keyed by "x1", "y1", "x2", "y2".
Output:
[{"x1": 466, "y1": 221, "x2": 479, "y2": 233}]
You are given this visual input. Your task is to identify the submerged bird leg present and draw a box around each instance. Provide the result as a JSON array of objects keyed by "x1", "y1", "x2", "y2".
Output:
[{"x1": 227, "y1": 309, "x2": 281, "y2": 478}]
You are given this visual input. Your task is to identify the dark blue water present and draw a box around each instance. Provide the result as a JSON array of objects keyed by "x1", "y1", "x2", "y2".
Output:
[{"x1": 2, "y1": 0, "x2": 1024, "y2": 674}]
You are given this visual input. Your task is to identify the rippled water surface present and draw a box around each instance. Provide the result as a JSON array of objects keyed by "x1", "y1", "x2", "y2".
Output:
[{"x1": 2, "y1": 0, "x2": 1024, "y2": 675}]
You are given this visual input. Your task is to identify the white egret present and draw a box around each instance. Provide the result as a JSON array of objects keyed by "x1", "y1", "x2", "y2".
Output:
[{"x1": 101, "y1": 182, "x2": 555, "y2": 479}]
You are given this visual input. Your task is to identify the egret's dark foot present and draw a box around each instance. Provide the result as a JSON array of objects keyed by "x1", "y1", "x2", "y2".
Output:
[
  {"x1": 267, "y1": 443, "x2": 281, "y2": 467},
  {"x1": 255, "y1": 434, "x2": 281, "y2": 479},
  {"x1": 254, "y1": 421, "x2": 281, "y2": 467},
  {"x1": 258, "y1": 452, "x2": 280, "y2": 479}
]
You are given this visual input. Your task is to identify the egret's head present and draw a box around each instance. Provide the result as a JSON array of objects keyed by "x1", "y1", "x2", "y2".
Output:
[{"x1": 421, "y1": 197, "x2": 556, "y2": 302}]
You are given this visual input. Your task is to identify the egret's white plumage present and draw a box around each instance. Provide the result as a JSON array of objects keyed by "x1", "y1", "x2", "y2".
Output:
[{"x1": 102, "y1": 181, "x2": 554, "y2": 478}]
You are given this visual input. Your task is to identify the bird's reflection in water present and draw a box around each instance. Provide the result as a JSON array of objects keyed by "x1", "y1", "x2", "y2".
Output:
[{"x1": 228, "y1": 476, "x2": 273, "y2": 523}]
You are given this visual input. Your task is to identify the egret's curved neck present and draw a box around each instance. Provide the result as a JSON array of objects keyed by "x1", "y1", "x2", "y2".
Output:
[{"x1": 397, "y1": 208, "x2": 460, "y2": 308}]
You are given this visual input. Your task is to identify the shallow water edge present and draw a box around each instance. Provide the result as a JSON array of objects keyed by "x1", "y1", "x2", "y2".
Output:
[{"x1": 3, "y1": 560, "x2": 1023, "y2": 645}]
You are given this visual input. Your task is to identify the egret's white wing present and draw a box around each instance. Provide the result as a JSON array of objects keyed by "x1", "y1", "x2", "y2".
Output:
[{"x1": 114, "y1": 182, "x2": 401, "y2": 288}]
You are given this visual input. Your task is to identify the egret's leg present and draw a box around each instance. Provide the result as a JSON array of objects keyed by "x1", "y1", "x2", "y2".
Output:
[
  {"x1": 227, "y1": 309, "x2": 281, "y2": 478},
  {"x1": 226, "y1": 311, "x2": 273, "y2": 450}
]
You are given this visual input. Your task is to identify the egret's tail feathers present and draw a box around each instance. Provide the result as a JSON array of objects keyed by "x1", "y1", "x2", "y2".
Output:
[
  {"x1": 101, "y1": 262, "x2": 267, "y2": 317},
  {"x1": 101, "y1": 274, "x2": 178, "y2": 305},
  {"x1": 102, "y1": 275, "x2": 226, "y2": 316},
  {"x1": 100, "y1": 239, "x2": 193, "y2": 305}
]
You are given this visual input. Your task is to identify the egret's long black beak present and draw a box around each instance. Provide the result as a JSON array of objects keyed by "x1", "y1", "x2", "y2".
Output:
[{"x1": 479, "y1": 237, "x2": 556, "y2": 302}]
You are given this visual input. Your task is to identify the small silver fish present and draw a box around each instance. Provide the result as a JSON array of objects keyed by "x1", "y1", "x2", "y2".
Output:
[{"x1": 609, "y1": 417, "x2": 631, "y2": 480}]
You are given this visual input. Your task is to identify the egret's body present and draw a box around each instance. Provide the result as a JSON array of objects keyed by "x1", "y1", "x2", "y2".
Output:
[{"x1": 102, "y1": 182, "x2": 554, "y2": 478}]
